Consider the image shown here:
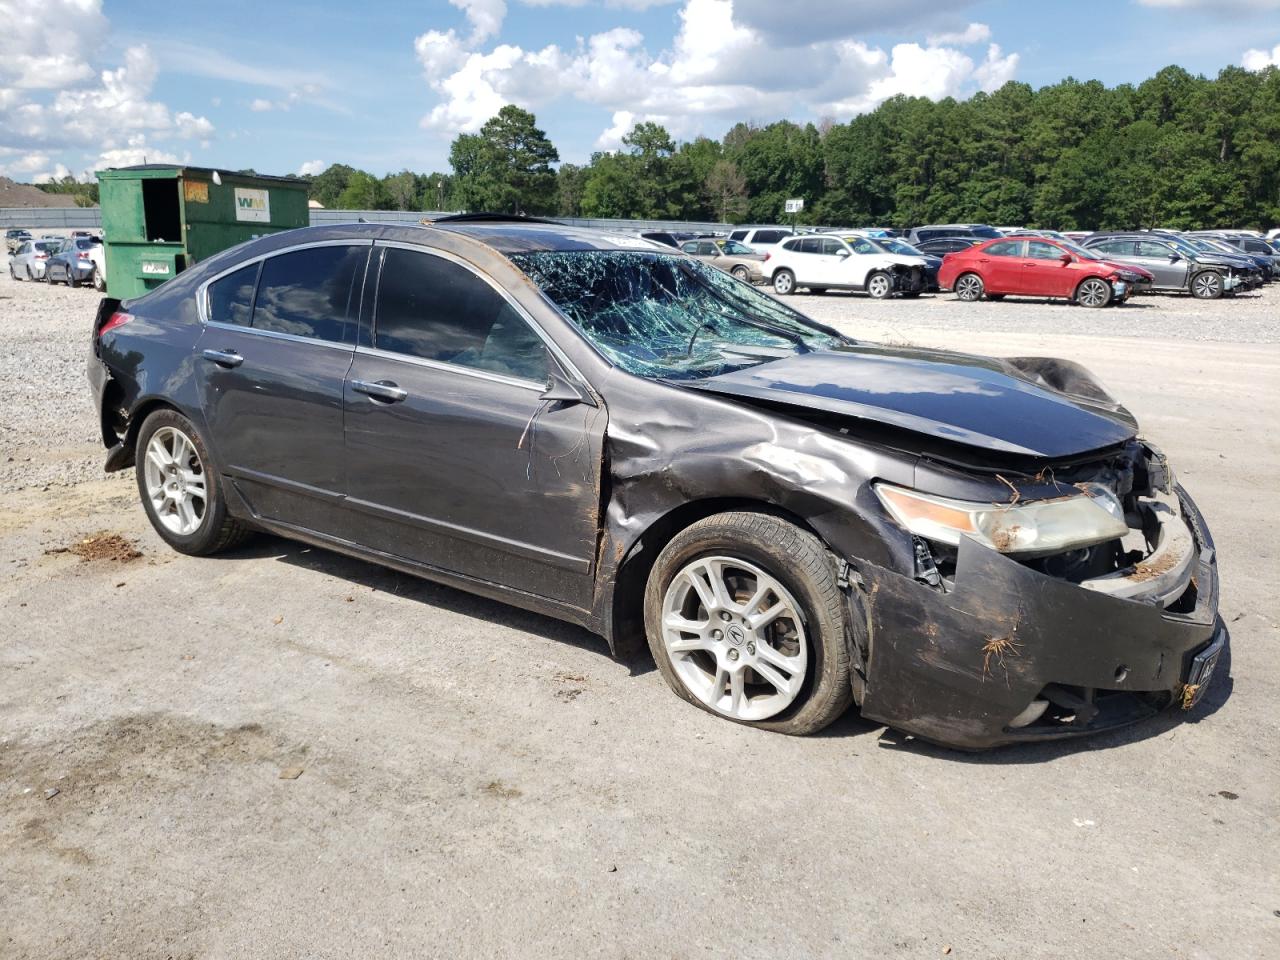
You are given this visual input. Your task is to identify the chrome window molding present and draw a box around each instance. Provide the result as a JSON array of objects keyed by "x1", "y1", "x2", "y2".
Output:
[
  {"x1": 205, "y1": 320, "x2": 355, "y2": 352},
  {"x1": 353, "y1": 344, "x2": 545, "y2": 392}
]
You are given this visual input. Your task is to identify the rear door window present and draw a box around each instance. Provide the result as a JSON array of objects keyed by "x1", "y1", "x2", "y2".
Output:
[
  {"x1": 374, "y1": 247, "x2": 548, "y2": 383},
  {"x1": 1135, "y1": 241, "x2": 1171, "y2": 258},
  {"x1": 206, "y1": 263, "x2": 260, "y2": 328},
  {"x1": 753, "y1": 230, "x2": 788, "y2": 245},
  {"x1": 729, "y1": 230, "x2": 747, "y2": 242},
  {"x1": 251, "y1": 245, "x2": 367, "y2": 343},
  {"x1": 985, "y1": 241, "x2": 1023, "y2": 257}
]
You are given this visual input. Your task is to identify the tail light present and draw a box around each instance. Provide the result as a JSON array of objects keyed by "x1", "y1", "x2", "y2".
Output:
[
  {"x1": 35, "y1": 252, "x2": 48, "y2": 260},
  {"x1": 763, "y1": 252, "x2": 771, "y2": 262},
  {"x1": 99, "y1": 310, "x2": 133, "y2": 338}
]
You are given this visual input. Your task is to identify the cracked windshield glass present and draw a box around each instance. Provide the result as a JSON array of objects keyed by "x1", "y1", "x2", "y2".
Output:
[{"x1": 510, "y1": 251, "x2": 843, "y2": 380}]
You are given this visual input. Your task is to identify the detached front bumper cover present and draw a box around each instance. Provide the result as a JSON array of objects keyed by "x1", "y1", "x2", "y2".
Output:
[{"x1": 853, "y1": 486, "x2": 1222, "y2": 749}]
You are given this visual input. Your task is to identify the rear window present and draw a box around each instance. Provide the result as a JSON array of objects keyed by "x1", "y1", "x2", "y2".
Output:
[
  {"x1": 970, "y1": 226, "x2": 1002, "y2": 239},
  {"x1": 729, "y1": 231, "x2": 747, "y2": 241},
  {"x1": 985, "y1": 241, "x2": 1023, "y2": 257},
  {"x1": 207, "y1": 263, "x2": 260, "y2": 328},
  {"x1": 752, "y1": 230, "x2": 789, "y2": 244}
]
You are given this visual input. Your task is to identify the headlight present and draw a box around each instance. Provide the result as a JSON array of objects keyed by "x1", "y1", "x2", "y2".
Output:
[{"x1": 873, "y1": 482, "x2": 1128, "y2": 556}]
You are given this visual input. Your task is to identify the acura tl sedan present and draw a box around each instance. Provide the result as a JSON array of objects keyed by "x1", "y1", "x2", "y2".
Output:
[{"x1": 86, "y1": 217, "x2": 1225, "y2": 749}]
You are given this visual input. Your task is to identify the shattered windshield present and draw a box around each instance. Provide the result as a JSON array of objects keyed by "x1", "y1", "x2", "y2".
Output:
[{"x1": 510, "y1": 250, "x2": 844, "y2": 380}]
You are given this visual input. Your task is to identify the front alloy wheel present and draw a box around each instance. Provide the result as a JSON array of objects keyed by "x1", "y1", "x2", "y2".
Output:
[
  {"x1": 1191, "y1": 271, "x2": 1223, "y2": 300},
  {"x1": 866, "y1": 271, "x2": 893, "y2": 299},
  {"x1": 644, "y1": 512, "x2": 852, "y2": 735},
  {"x1": 773, "y1": 270, "x2": 795, "y2": 295},
  {"x1": 1076, "y1": 277, "x2": 1112, "y2": 308},
  {"x1": 661, "y1": 556, "x2": 809, "y2": 722}
]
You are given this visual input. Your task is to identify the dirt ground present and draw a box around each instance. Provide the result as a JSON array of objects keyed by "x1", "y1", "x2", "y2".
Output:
[{"x1": 1, "y1": 260, "x2": 1277, "y2": 959}]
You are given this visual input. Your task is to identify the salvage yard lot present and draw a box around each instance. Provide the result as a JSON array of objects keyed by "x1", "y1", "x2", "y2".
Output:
[{"x1": 1, "y1": 257, "x2": 1277, "y2": 958}]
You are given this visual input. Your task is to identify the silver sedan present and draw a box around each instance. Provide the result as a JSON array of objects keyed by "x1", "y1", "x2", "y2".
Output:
[{"x1": 8, "y1": 239, "x2": 62, "y2": 281}]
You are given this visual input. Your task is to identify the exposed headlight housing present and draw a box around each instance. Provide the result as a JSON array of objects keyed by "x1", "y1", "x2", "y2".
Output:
[{"x1": 873, "y1": 482, "x2": 1129, "y2": 557}]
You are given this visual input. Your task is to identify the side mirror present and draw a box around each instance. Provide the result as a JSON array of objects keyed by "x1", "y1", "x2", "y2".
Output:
[
  {"x1": 1169, "y1": 253, "x2": 1181, "y2": 262},
  {"x1": 541, "y1": 369, "x2": 593, "y2": 407},
  {"x1": 1060, "y1": 252, "x2": 1073, "y2": 264},
  {"x1": 836, "y1": 249, "x2": 850, "y2": 258}
]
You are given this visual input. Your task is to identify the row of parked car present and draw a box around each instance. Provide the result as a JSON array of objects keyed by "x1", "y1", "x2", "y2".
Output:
[
  {"x1": 645, "y1": 222, "x2": 1279, "y2": 307},
  {"x1": 5, "y1": 229, "x2": 106, "y2": 289}
]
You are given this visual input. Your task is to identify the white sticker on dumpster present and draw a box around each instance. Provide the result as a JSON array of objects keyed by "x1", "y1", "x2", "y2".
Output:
[{"x1": 234, "y1": 187, "x2": 270, "y2": 223}]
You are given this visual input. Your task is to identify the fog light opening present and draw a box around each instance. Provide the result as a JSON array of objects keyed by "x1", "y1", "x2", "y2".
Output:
[{"x1": 1008, "y1": 698, "x2": 1049, "y2": 729}]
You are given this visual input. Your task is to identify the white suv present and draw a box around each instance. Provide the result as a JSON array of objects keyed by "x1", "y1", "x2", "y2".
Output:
[
  {"x1": 766, "y1": 233, "x2": 929, "y2": 298},
  {"x1": 726, "y1": 226, "x2": 794, "y2": 255}
]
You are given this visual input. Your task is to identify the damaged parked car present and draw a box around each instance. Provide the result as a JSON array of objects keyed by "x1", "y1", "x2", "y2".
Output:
[
  {"x1": 767, "y1": 233, "x2": 928, "y2": 298},
  {"x1": 86, "y1": 218, "x2": 1225, "y2": 749}
]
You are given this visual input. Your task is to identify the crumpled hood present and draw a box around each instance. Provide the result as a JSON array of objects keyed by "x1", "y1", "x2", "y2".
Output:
[{"x1": 688, "y1": 343, "x2": 1138, "y2": 458}]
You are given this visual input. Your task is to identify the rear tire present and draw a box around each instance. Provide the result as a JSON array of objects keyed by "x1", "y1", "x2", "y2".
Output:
[
  {"x1": 1190, "y1": 270, "x2": 1223, "y2": 300},
  {"x1": 773, "y1": 270, "x2": 796, "y2": 296},
  {"x1": 644, "y1": 512, "x2": 853, "y2": 736},
  {"x1": 135, "y1": 409, "x2": 252, "y2": 556},
  {"x1": 731, "y1": 265, "x2": 750, "y2": 282},
  {"x1": 93, "y1": 266, "x2": 106, "y2": 292},
  {"x1": 955, "y1": 272, "x2": 984, "y2": 301},
  {"x1": 69, "y1": 268, "x2": 80, "y2": 289}
]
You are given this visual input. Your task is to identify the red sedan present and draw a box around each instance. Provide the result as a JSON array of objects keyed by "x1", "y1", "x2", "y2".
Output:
[{"x1": 937, "y1": 236, "x2": 1153, "y2": 307}]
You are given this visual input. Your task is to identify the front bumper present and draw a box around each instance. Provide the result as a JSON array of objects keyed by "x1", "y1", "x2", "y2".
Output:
[{"x1": 852, "y1": 485, "x2": 1222, "y2": 749}]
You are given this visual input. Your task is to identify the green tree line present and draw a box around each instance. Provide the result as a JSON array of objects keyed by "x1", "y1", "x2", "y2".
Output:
[{"x1": 302, "y1": 66, "x2": 1280, "y2": 229}]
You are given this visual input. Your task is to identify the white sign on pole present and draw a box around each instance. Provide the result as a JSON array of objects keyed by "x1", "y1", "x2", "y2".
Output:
[{"x1": 784, "y1": 198, "x2": 805, "y2": 214}]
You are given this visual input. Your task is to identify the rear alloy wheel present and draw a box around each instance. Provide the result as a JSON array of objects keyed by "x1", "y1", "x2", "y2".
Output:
[
  {"x1": 731, "y1": 265, "x2": 750, "y2": 282},
  {"x1": 1190, "y1": 271, "x2": 1223, "y2": 300},
  {"x1": 136, "y1": 409, "x2": 251, "y2": 556},
  {"x1": 866, "y1": 271, "x2": 893, "y2": 299},
  {"x1": 92, "y1": 266, "x2": 106, "y2": 292},
  {"x1": 1075, "y1": 277, "x2": 1112, "y2": 308},
  {"x1": 773, "y1": 270, "x2": 796, "y2": 295},
  {"x1": 644, "y1": 512, "x2": 852, "y2": 735},
  {"x1": 68, "y1": 267, "x2": 80, "y2": 288},
  {"x1": 955, "y1": 272, "x2": 984, "y2": 302}
]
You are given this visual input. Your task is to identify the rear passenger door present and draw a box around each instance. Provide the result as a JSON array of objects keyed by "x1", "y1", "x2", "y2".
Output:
[
  {"x1": 976, "y1": 240, "x2": 1024, "y2": 293},
  {"x1": 195, "y1": 241, "x2": 369, "y2": 531},
  {"x1": 340, "y1": 244, "x2": 606, "y2": 608}
]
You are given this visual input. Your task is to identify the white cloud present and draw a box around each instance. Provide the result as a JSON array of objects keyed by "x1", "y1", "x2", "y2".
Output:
[
  {"x1": 0, "y1": 0, "x2": 108, "y2": 90},
  {"x1": 927, "y1": 22, "x2": 992, "y2": 46},
  {"x1": 452, "y1": 0, "x2": 507, "y2": 42},
  {"x1": 34, "y1": 163, "x2": 73, "y2": 183},
  {"x1": 1242, "y1": 43, "x2": 1280, "y2": 69},
  {"x1": 90, "y1": 137, "x2": 184, "y2": 175},
  {"x1": 298, "y1": 159, "x2": 326, "y2": 176},
  {"x1": 416, "y1": 0, "x2": 1021, "y2": 147},
  {"x1": 0, "y1": 8, "x2": 215, "y2": 176},
  {"x1": 250, "y1": 98, "x2": 274, "y2": 112}
]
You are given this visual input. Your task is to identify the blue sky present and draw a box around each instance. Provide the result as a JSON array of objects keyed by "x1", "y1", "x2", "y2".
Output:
[{"x1": 1, "y1": 0, "x2": 1278, "y2": 182}]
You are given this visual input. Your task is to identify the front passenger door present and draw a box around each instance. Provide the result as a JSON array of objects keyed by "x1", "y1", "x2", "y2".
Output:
[{"x1": 341, "y1": 245, "x2": 606, "y2": 608}]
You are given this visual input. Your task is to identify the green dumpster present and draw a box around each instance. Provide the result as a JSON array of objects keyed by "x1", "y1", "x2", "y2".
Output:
[{"x1": 95, "y1": 165, "x2": 309, "y2": 299}]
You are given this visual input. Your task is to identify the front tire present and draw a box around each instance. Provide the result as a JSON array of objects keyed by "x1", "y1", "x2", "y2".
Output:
[
  {"x1": 644, "y1": 512, "x2": 853, "y2": 735},
  {"x1": 954, "y1": 272, "x2": 984, "y2": 301},
  {"x1": 135, "y1": 409, "x2": 251, "y2": 556},
  {"x1": 866, "y1": 271, "x2": 893, "y2": 299},
  {"x1": 773, "y1": 270, "x2": 796, "y2": 296},
  {"x1": 1075, "y1": 277, "x2": 1112, "y2": 308},
  {"x1": 1190, "y1": 270, "x2": 1223, "y2": 300}
]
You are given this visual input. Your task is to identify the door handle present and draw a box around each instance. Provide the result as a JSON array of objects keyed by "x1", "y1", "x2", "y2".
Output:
[
  {"x1": 201, "y1": 348, "x2": 243, "y2": 368},
  {"x1": 977, "y1": 258, "x2": 990, "y2": 263},
  {"x1": 351, "y1": 379, "x2": 408, "y2": 403}
]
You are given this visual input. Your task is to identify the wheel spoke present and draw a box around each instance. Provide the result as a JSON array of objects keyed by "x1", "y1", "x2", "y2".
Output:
[
  {"x1": 709, "y1": 666, "x2": 728, "y2": 704},
  {"x1": 728, "y1": 669, "x2": 745, "y2": 714},
  {"x1": 747, "y1": 600, "x2": 787, "y2": 632},
  {"x1": 752, "y1": 659, "x2": 795, "y2": 697},
  {"x1": 182, "y1": 470, "x2": 206, "y2": 501},
  {"x1": 177, "y1": 498, "x2": 197, "y2": 531}
]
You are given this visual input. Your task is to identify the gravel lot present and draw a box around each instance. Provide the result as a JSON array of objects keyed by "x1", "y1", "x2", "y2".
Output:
[{"x1": 1, "y1": 252, "x2": 1278, "y2": 959}]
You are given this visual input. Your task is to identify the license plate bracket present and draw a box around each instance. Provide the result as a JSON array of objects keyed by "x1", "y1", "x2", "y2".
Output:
[{"x1": 1183, "y1": 633, "x2": 1224, "y2": 709}]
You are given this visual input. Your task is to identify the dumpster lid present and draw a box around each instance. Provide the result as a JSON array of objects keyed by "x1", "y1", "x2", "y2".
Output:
[{"x1": 96, "y1": 164, "x2": 307, "y2": 185}]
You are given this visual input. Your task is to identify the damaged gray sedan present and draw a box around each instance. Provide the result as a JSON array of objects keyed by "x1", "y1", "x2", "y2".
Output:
[{"x1": 86, "y1": 217, "x2": 1225, "y2": 749}]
